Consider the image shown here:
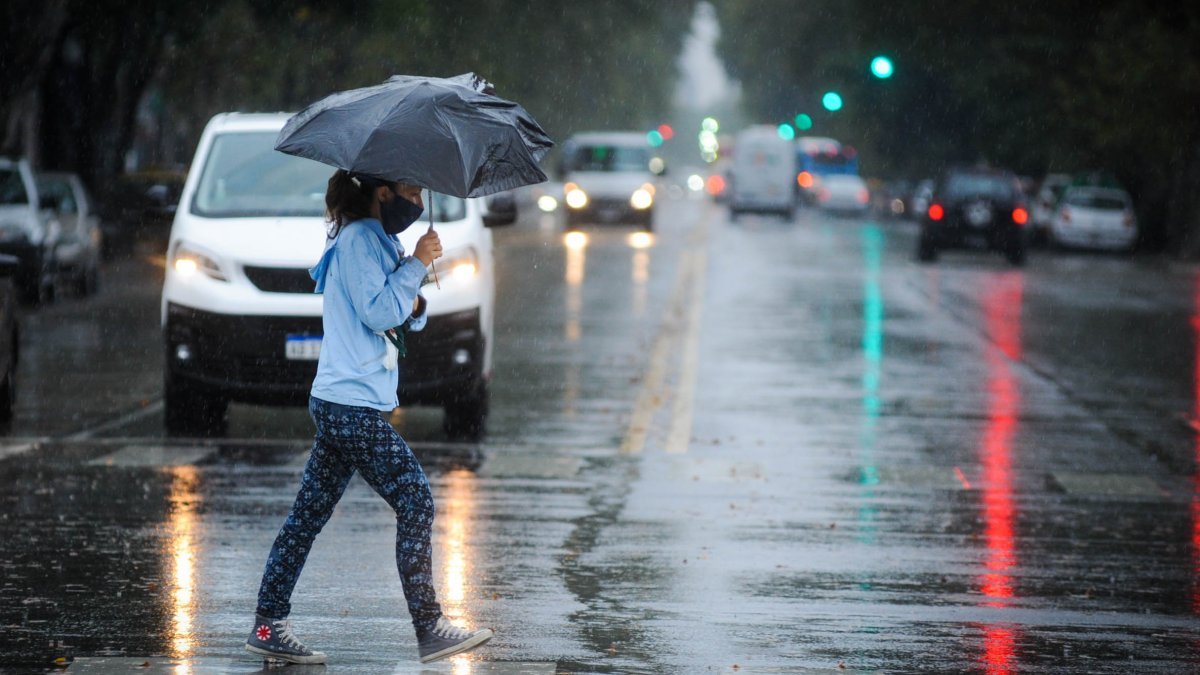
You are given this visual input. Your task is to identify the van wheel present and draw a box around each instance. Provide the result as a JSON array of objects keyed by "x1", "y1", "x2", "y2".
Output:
[
  {"x1": 443, "y1": 381, "x2": 488, "y2": 441},
  {"x1": 164, "y1": 370, "x2": 227, "y2": 436}
]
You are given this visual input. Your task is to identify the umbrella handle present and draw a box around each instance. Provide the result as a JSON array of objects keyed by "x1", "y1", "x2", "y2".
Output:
[{"x1": 427, "y1": 188, "x2": 440, "y2": 289}]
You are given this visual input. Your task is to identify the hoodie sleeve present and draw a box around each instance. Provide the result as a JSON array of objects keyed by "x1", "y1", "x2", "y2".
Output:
[{"x1": 337, "y1": 228, "x2": 427, "y2": 332}]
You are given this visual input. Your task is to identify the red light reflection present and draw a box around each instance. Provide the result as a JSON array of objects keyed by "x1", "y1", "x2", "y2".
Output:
[{"x1": 980, "y1": 274, "x2": 1024, "y2": 673}]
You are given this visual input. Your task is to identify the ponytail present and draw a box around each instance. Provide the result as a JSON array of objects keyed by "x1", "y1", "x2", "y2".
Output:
[{"x1": 325, "y1": 169, "x2": 375, "y2": 238}]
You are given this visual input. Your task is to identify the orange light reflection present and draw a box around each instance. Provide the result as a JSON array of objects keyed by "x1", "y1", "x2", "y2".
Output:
[
  {"x1": 167, "y1": 466, "x2": 200, "y2": 659},
  {"x1": 439, "y1": 469, "x2": 476, "y2": 622}
]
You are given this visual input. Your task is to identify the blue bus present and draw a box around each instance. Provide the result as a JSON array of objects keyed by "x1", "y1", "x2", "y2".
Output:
[{"x1": 795, "y1": 136, "x2": 859, "y2": 203}]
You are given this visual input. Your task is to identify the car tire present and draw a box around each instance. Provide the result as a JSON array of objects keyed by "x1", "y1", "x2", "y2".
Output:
[
  {"x1": 19, "y1": 252, "x2": 55, "y2": 307},
  {"x1": 1005, "y1": 243, "x2": 1027, "y2": 267},
  {"x1": 0, "y1": 328, "x2": 16, "y2": 423},
  {"x1": 917, "y1": 232, "x2": 938, "y2": 263},
  {"x1": 72, "y1": 262, "x2": 100, "y2": 297},
  {"x1": 443, "y1": 380, "x2": 488, "y2": 441},
  {"x1": 164, "y1": 369, "x2": 228, "y2": 437}
]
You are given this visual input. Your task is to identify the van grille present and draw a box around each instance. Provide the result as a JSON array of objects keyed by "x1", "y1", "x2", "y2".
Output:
[{"x1": 243, "y1": 266, "x2": 314, "y2": 293}]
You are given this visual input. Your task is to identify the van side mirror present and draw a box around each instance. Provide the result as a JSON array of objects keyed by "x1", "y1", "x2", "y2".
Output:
[{"x1": 483, "y1": 192, "x2": 517, "y2": 227}]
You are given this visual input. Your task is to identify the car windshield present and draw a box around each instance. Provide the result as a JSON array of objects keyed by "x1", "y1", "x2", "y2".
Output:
[
  {"x1": 570, "y1": 144, "x2": 649, "y2": 172},
  {"x1": 191, "y1": 131, "x2": 466, "y2": 221},
  {"x1": 0, "y1": 168, "x2": 28, "y2": 206},
  {"x1": 943, "y1": 173, "x2": 1013, "y2": 200},
  {"x1": 1066, "y1": 191, "x2": 1128, "y2": 210}
]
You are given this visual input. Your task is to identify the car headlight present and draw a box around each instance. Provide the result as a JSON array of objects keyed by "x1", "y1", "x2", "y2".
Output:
[
  {"x1": 170, "y1": 242, "x2": 228, "y2": 281},
  {"x1": 564, "y1": 182, "x2": 588, "y2": 209},
  {"x1": 433, "y1": 246, "x2": 478, "y2": 284},
  {"x1": 630, "y1": 184, "x2": 654, "y2": 210}
]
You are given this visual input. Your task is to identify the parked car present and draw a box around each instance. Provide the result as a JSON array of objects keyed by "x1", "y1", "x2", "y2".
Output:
[
  {"x1": 816, "y1": 174, "x2": 871, "y2": 214},
  {"x1": 559, "y1": 132, "x2": 659, "y2": 230},
  {"x1": 1048, "y1": 186, "x2": 1137, "y2": 252},
  {"x1": 0, "y1": 157, "x2": 60, "y2": 305},
  {"x1": 917, "y1": 167, "x2": 1029, "y2": 266},
  {"x1": 1031, "y1": 173, "x2": 1070, "y2": 242},
  {"x1": 36, "y1": 172, "x2": 102, "y2": 296},
  {"x1": 161, "y1": 112, "x2": 515, "y2": 438},
  {"x1": 729, "y1": 125, "x2": 797, "y2": 219},
  {"x1": 0, "y1": 254, "x2": 18, "y2": 421},
  {"x1": 99, "y1": 170, "x2": 184, "y2": 257}
]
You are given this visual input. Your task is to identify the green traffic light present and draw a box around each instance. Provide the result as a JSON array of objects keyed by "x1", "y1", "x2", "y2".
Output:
[
  {"x1": 795, "y1": 113, "x2": 813, "y2": 131},
  {"x1": 822, "y1": 92, "x2": 843, "y2": 112},
  {"x1": 870, "y1": 56, "x2": 894, "y2": 79},
  {"x1": 777, "y1": 123, "x2": 795, "y2": 141}
]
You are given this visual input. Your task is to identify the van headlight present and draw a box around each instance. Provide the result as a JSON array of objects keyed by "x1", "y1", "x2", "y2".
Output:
[
  {"x1": 630, "y1": 184, "x2": 654, "y2": 210},
  {"x1": 564, "y1": 182, "x2": 589, "y2": 209},
  {"x1": 170, "y1": 242, "x2": 228, "y2": 281},
  {"x1": 434, "y1": 246, "x2": 478, "y2": 283}
]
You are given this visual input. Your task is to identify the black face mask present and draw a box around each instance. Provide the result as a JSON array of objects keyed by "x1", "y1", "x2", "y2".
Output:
[{"x1": 380, "y1": 193, "x2": 424, "y2": 235}]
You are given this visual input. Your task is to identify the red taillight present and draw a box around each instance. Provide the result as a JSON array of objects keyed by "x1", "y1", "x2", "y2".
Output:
[
  {"x1": 928, "y1": 203, "x2": 944, "y2": 221},
  {"x1": 705, "y1": 174, "x2": 726, "y2": 195},
  {"x1": 1060, "y1": 207, "x2": 1071, "y2": 224},
  {"x1": 1012, "y1": 207, "x2": 1028, "y2": 225},
  {"x1": 797, "y1": 171, "x2": 814, "y2": 189},
  {"x1": 1123, "y1": 210, "x2": 1135, "y2": 228},
  {"x1": 857, "y1": 189, "x2": 870, "y2": 204}
]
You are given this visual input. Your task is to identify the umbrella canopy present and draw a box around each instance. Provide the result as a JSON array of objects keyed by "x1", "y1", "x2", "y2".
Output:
[{"x1": 275, "y1": 73, "x2": 554, "y2": 198}]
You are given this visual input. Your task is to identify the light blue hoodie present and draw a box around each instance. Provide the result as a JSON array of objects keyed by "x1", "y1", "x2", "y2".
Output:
[{"x1": 309, "y1": 218, "x2": 427, "y2": 410}]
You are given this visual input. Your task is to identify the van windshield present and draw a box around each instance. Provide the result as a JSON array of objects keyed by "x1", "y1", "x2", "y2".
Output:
[
  {"x1": 570, "y1": 145, "x2": 649, "y2": 172},
  {"x1": 191, "y1": 131, "x2": 466, "y2": 221}
]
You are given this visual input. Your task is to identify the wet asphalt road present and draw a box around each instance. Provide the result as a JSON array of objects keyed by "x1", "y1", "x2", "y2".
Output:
[{"x1": 1, "y1": 193, "x2": 1199, "y2": 674}]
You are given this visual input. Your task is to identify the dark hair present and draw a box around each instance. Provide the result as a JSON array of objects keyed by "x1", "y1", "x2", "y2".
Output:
[{"x1": 325, "y1": 170, "x2": 375, "y2": 237}]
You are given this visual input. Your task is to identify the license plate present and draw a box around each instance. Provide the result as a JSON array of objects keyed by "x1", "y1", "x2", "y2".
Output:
[{"x1": 285, "y1": 335, "x2": 322, "y2": 360}]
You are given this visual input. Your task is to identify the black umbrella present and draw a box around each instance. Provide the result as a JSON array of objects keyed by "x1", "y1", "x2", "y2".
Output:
[{"x1": 274, "y1": 73, "x2": 553, "y2": 198}]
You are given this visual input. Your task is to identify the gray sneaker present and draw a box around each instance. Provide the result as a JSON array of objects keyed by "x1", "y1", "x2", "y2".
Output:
[
  {"x1": 417, "y1": 617, "x2": 494, "y2": 663},
  {"x1": 244, "y1": 614, "x2": 327, "y2": 664}
]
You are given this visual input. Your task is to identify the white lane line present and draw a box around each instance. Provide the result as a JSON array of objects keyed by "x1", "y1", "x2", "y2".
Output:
[{"x1": 61, "y1": 400, "x2": 164, "y2": 442}]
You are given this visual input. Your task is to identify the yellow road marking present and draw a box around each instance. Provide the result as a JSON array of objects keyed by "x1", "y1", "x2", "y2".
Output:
[{"x1": 621, "y1": 210, "x2": 711, "y2": 454}]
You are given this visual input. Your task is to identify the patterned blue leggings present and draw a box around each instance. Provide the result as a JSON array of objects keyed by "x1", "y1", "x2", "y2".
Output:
[{"x1": 255, "y1": 396, "x2": 441, "y2": 634}]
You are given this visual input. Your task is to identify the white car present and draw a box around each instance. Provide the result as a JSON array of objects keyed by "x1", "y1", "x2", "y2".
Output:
[
  {"x1": 0, "y1": 157, "x2": 61, "y2": 305},
  {"x1": 1049, "y1": 186, "x2": 1137, "y2": 252},
  {"x1": 815, "y1": 174, "x2": 870, "y2": 214},
  {"x1": 36, "y1": 172, "x2": 102, "y2": 296},
  {"x1": 161, "y1": 112, "x2": 513, "y2": 437},
  {"x1": 1031, "y1": 173, "x2": 1070, "y2": 239},
  {"x1": 560, "y1": 131, "x2": 658, "y2": 230}
]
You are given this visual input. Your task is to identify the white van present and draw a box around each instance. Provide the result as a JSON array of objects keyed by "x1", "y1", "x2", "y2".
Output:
[
  {"x1": 161, "y1": 113, "x2": 513, "y2": 438},
  {"x1": 729, "y1": 125, "x2": 797, "y2": 219}
]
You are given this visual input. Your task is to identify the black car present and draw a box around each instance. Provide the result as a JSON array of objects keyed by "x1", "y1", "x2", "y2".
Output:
[{"x1": 917, "y1": 167, "x2": 1029, "y2": 266}]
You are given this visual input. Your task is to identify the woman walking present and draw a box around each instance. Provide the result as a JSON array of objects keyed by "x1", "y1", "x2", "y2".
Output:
[{"x1": 244, "y1": 170, "x2": 493, "y2": 664}]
